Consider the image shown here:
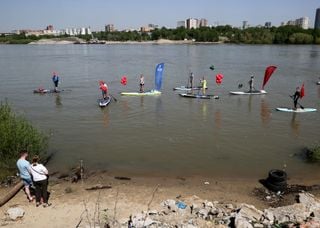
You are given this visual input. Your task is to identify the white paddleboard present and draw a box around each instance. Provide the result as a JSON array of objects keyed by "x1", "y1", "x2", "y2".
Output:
[
  {"x1": 276, "y1": 107, "x2": 317, "y2": 113},
  {"x1": 229, "y1": 90, "x2": 267, "y2": 95},
  {"x1": 179, "y1": 93, "x2": 219, "y2": 99},
  {"x1": 121, "y1": 90, "x2": 161, "y2": 96},
  {"x1": 173, "y1": 86, "x2": 203, "y2": 91}
]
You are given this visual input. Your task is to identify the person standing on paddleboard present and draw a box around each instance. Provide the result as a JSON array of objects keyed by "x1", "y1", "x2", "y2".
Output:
[
  {"x1": 52, "y1": 72, "x2": 59, "y2": 92},
  {"x1": 248, "y1": 75, "x2": 254, "y2": 92},
  {"x1": 200, "y1": 76, "x2": 207, "y2": 95},
  {"x1": 189, "y1": 72, "x2": 194, "y2": 88},
  {"x1": 139, "y1": 74, "x2": 145, "y2": 93},
  {"x1": 292, "y1": 87, "x2": 301, "y2": 109},
  {"x1": 99, "y1": 80, "x2": 108, "y2": 99}
]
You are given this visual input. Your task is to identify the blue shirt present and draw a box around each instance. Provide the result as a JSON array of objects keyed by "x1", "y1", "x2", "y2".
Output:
[
  {"x1": 52, "y1": 75, "x2": 59, "y2": 82},
  {"x1": 16, "y1": 159, "x2": 31, "y2": 179}
]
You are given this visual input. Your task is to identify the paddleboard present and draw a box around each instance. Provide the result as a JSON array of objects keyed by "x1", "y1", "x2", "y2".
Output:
[
  {"x1": 98, "y1": 96, "x2": 111, "y2": 107},
  {"x1": 173, "y1": 86, "x2": 204, "y2": 91},
  {"x1": 229, "y1": 90, "x2": 267, "y2": 95},
  {"x1": 276, "y1": 107, "x2": 317, "y2": 113},
  {"x1": 179, "y1": 93, "x2": 219, "y2": 99},
  {"x1": 33, "y1": 89, "x2": 61, "y2": 94},
  {"x1": 121, "y1": 90, "x2": 161, "y2": 96}
]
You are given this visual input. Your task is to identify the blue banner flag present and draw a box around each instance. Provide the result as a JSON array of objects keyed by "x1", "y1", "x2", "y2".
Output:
[{"x1": 154, "y1": 63, "x2": 164, "y2": 91}]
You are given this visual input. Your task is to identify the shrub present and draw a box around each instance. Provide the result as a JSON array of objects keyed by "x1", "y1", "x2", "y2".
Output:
[
  {"x1": 306, "y1": 144, "x2": 320, "y2": 162},
  {"x1": 0, "y1": 101, "x2": 48, "y2": 180}
]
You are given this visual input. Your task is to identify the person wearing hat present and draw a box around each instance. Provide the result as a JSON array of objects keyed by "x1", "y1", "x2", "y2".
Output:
[
  {"x1": 52, "y1": 72, "x2": 60, "y2": 92},
  {"x1": 99, "y1": 80, "x2": 108, "y2": 99},
  {"x1": 248, "y1": 75, "x2": 254, "y2": 92}
]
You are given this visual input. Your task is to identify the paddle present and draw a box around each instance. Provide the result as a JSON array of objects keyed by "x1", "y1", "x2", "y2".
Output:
[
  {"x1": 110, "y1": 94, "x2": 117, "y2": 102},
  {"x1": 289, "y1": 95, "x2": 304, "y2": 109}
]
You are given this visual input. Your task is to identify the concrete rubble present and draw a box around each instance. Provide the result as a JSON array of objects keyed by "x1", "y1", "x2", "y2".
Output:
[
  {"x1": 6, "y1": 207, "x2": 25, "y2": 221},
  {"x1": 122, "y1": 193, "x2": 320, "y2": 227}
]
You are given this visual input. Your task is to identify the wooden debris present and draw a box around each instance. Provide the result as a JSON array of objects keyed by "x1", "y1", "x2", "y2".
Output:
[
  {"x1": 85, "y1": 185, "x2": 112, "y2": 191},
  {"x1": 114, "y1": 176, "x2": 131, "y2": 181}
]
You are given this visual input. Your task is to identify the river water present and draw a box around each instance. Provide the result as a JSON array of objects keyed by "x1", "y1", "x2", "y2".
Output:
[{"x1": 0, "y1": 44, "x2": 319, "y2": 179}]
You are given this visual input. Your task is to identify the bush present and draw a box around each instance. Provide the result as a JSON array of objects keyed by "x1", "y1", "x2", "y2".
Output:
[
  {"x1": 306, "y1": 144, "x2": 320, "y2": 162},
  {"x1": 0, "y1": 101, "x2": 48, "y2": 180}
]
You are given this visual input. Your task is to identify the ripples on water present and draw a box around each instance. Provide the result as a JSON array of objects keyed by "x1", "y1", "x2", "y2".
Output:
[{"x1": 0, "y1": 44, "x2": 319, "y2": 179}]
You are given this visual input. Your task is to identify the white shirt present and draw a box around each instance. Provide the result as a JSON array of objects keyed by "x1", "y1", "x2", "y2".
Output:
[{"x1": 29, "y1": 164, "x2": 48, "y2": 181}]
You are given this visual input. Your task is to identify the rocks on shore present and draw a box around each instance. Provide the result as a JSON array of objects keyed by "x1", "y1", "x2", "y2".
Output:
[
  {"x1": 123, "y1": 193, "x2": 320, "y2": 227},
  {"x1": 6, "y1": 207, "x2": 25, "y2": 221}
]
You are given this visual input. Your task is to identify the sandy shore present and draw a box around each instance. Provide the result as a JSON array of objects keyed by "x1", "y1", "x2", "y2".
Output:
[{"x1": 1, "y1": 172, "x2": 319, "y2": 227}]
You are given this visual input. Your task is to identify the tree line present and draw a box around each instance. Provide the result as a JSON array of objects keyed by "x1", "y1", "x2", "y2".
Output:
[{"x1": 1, "y1": 25, "x2": 320, "y2": 44}]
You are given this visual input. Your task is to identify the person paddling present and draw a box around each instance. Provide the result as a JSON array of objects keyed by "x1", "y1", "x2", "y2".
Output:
[
  {"x1": 248, "y1": 75, "x2": 254, "y2": 92},
  {"x1": 200, "y1": 76, "x2": 207, "y2": 95},
  {"x1": 52, "y1": 72, "x2": 60, "y2": 92},
  {"x1": 189, "y1": 72, "x2": 194, "y2": 89},
  {"x1": 139, "y1": 74, "x2": 145, "y2": 93},
  {"x1": 99, "y1": 80, "x2": 108, "y2": 99},
  {"x1": 292, "y1": 86, "x2": 301, "y2": 109}
]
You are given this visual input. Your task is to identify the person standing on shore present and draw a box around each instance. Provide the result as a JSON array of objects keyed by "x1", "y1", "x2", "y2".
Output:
[
  {"x1": 16, "y1": 151, "x2": 34, "y2": 202},
  {"x1": 248, "y1": 75, "x2": 254, "y2": 92},
  {"x1": 52, "y1": 72, "x2": 60, "y2": 92},
  {"x1": 99, "y1": 80, "x2": 108, "y2": 99},
  {"x1": 139, "y1": 74, "x2": 145, "y2": 93},
  {"x1": 29, "y1": 156, "x2": 51, "y2": 207}
]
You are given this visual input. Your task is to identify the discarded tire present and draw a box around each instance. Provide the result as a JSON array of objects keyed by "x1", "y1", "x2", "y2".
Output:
[
  {"x1": 265, "y1": 180, "x2": 287, "y2": 192},
  {"x1": 268, "y1": 169, "x2": 287, "y2": 183}
]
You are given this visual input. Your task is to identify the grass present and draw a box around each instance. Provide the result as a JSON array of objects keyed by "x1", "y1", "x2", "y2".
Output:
[{"x1": 305, "y1": 144, "x2": 320, "y2": 162}]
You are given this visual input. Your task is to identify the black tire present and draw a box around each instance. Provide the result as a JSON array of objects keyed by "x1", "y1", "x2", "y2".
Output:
[
  {"x1": 266, "y1": 177, "x2": 287, "y2": 186},
  {"x1": 265, "y1": 180, "x2": 287, "y2": 192},
  {"x1": 268, "y1": 169, "x2": 287, "y2": 183}
]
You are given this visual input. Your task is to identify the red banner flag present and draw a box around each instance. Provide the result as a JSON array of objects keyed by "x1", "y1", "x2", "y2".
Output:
[
  {"x1": 120, "y1": 76, "x2": 127, "y2": 85},
  {"x1": 262, "y1": 66, "x2": 277, "y2": 89},
  {"x1": 300, "y1": 83, "x2": 305, "y2": 98},
  {"x1": 215, "y1": 73, "x2": 224, "y2": 85}
]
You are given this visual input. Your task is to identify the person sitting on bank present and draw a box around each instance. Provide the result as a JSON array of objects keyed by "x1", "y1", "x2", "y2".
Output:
[
  {"x1": 248, "y1": 75, "x2": 254, "y2": 92},
  {"x1": 292, "y1": 86, "x2": 301, "y2": 109},
  {"x1": 52, "y1": 72, "x2": 60, "y2": 92},
  {"x1": 99, "y1": 80, "x2": 108, "y2": 99},
  {"x1": 16, "y1": 150, "x2": 34, "y2": 202},
  {"x1": 29, "y1": 155, "x2": 51, "y2": 207},
  {"x1": 139, "y1": 74, "x2": 145, "y2": 93}
]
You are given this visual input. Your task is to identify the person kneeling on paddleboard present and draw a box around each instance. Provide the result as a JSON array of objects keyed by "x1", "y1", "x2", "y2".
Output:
[
  {"x1": 52, "y1": 72, "x2": 60, "y2": 92},
  {"x1": 292, "y1": 87, "x2": 301, "y2": 109},
  {"x1": 99, "y1": 80, "x2": 108, "y2": 99},
  {"x1": 248, "y1": 75, "x2": 254, "y2": 92},
  {"x1": 139, "y1": 74, "x2": 145, "y2": 93}
]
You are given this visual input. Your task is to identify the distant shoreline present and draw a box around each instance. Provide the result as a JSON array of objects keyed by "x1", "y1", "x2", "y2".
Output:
[{"x1": 26, "y1": 38, "x2": 223, "y2": 45}]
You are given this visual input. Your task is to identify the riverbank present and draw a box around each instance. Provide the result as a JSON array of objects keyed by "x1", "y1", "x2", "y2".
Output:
[{"x1": 1, "y1": 172, "x2": 320, "y2": 227}]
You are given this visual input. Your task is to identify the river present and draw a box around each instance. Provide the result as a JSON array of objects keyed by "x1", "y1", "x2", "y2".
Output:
[{"x1": 0, "y1": 44, "x2": 319, "y2": 179}]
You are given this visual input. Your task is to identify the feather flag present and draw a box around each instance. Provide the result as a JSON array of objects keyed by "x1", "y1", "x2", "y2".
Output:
[
  {"x1": 300, "y1": 83, "x2": 305, "y2": 98},
  {"x1": 262, "y1": 66, "x2": 277, "y2": 89}
]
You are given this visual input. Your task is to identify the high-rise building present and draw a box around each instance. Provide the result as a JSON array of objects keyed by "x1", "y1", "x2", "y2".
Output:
[
  {"x1": 264, "y1": 22, "x2": 272, "y2": 28},
  {"x1": 242, "y1": 21, "x2": 249, "y2": 29},
  {"x1": 295, "y1": 17, "x2": 309, "y2": 29},
  {"x1": 177, "y1": 21, "x2": 186, "y2": 28},
  {"x1": 186, "y1": 18, "x2": 198, "y2": 29},
  {"x1": 315, "y1": 8, "x2": 320, "y2": 29},
  {"x1": 46, "y1": 25, "x2": 54, "y2": 31},
  {"x1": 105, "y1": 24, "x2": 115, "y2": 32},
  {"x1": 199, "y1": 18, "x2": 208, "y2": 27}
]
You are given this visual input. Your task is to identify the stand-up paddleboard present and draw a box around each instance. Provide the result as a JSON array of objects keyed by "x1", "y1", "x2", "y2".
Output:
[
  {"x1": 173, "y1": 86, "x2": 204, "y2": 91},
  {"x1": 276, "y1": 107, "x2": 317, "y2": 113},
  {"x1": 121, "y1": 90, "x2": 161, "y2": 96},
  {"x1": 33, "y1": 89, "x2": 61, "y2": 94},
  {"x1": 230, "y1": 90, "x2": 267, "y2": 95},
  {"x1": 179, "y1": 93, "x2": 219, "y2": 99},
  {"x1": 98, "y1": 96, "x2": 111, "y2": 107},
  {"x1": 121, "y1": 63, "x2": 164, "y2": 96}
]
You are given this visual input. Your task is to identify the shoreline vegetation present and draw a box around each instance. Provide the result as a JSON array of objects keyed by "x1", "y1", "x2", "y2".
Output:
[{"x1": 1, "y1": 25, "x2": 320, "y2": 45}]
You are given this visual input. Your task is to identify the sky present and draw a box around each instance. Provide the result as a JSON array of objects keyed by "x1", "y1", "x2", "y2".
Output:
[{"x1": 0, "y1": 0, "x2": 319, "y2": 32}]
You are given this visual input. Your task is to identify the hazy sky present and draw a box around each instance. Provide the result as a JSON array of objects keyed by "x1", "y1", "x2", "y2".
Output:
[{"x1": 0, "y1": 0, "x2": 319, "y2": 32}]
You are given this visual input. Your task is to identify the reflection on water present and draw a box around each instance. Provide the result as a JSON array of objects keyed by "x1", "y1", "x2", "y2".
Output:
[
  {"x1": 102, "y1": 108, "x2": 110, "y2": 128},
  {"x1": 202, "y1": 101, "x2": 207, "y2": 121},
  {"x1": 260, "y1": 98, "x2": 271, "y2": 126},
  {"x1": 290, "y1": 113, "x2": 300, "y2": 137},
  {"x1": 214, "y1": 110, "x2": 221, "y2": 129},
  {"x1": 248, "y1": 95, "x2": 253, "y2": 112},
  {"x1": 140, "y1": 96, "x2": 144, "y2": 107},
  {"x1": 54, "y1": 94, "x2": 62, "y2": 106}
]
